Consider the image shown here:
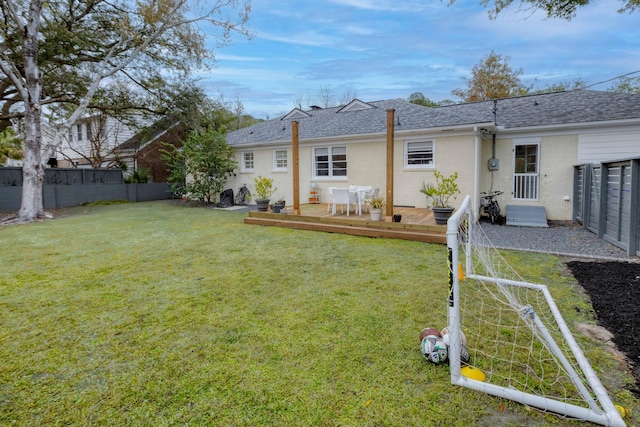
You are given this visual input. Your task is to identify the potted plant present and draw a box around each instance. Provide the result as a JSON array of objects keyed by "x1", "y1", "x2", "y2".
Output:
[
  {"x1": 420, "y1": 170, "x2": 460, "y2": 225},
  {"x1": 254, "y1": 176, "x2": 277, "y2": 212},
  {"x1": 368, "y1": 195, "x2": 385, "y2": 221},
  {"x1": 272, "y1": 196, "x2": 286, "y2": 213}
]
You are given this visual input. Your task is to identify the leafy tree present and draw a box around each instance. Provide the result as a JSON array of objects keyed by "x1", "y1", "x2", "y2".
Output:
[
  {"x1": 408, "y1": 92, "x2": 456, "y2": 107},
  {"x1": 0, "y1": 127, "x2": 23, "y2": 164},
  {"x1": 161, "y1": 129, "x2": 237, "y2": 203},
  {"x1": 452, "y1": 51, "x2": 532, "y2": 102},
  {"x1": 408, "y1": 92, "x2": 438, "y2": 107},
  {"x1": 532, "y1": 79, "x2": 587, "y2": 94},
  {"x1": 608, "y1": 76, "x2": 640, "y2": 94},
  {"x1": 0, "y1": 0, "x2": 250, "y2": 222},
  {"x1": 448, "y1": 0, "x2": 638, "y2": 20}
]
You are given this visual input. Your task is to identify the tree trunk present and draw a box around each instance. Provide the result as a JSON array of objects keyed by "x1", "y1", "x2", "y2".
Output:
[
  {"x1": 17, "y1": 0, "x2": 45, "y2": 221},
  {"x1": 19, "y1": 110, "x2": 45, "y2": 220}
]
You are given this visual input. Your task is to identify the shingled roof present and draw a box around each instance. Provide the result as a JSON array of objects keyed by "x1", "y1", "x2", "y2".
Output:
[{"x1": 225, "y1": 90, "x2": 640, "y2": 147}]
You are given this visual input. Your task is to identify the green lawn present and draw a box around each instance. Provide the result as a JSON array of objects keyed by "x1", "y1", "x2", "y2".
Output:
[{"x1": 0, "y1": 201, "x2": 637, "y2": 426}]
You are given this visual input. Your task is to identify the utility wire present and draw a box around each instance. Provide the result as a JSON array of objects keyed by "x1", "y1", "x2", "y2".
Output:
[{"x1": 488, "y1": 69, "x2": 640, "y2": 121}]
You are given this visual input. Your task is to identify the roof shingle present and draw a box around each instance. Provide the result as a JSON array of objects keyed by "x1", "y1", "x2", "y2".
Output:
[{"x1": 226, "y1": 91, "x2": 640, "y2": 146}]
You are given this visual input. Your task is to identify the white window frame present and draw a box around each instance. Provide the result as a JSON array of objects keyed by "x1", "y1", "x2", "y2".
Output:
[
  {"x1": 404, "y1": 140, "x2": 434, "y2": 168},
  {"x1": 312, "y1": 146, "x2": 347, "y2": 179},
  {"x1": 241, "y1": 151, "x2": 254, "y2": 172},
  {"x1": 77, "y1": 124, "x2": 84, "y2": 141},
  {"x1": 273, "y1": 149, "x2": 288, "y2": 171}
]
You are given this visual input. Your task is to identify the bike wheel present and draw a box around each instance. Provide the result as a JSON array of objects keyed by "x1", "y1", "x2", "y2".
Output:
[{"x1": 488, "y1": 203, "x2": 498, "y2": 224}]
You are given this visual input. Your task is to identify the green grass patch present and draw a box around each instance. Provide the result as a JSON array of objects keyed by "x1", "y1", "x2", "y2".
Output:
[{"x1": 0, "y1": 201, "x2": 637, "y2": 426}]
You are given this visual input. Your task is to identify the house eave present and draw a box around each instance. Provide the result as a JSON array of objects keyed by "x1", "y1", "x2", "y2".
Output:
[
  {"x1": 230, "y1": 122, "x2": 497, "y2": 149},
  {"x1": 498, "y1": 117, "x2": 640, "y2": 136}
]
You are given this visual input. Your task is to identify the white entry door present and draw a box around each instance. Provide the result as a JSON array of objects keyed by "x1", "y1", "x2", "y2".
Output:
[{"x1": 513, "y1": 140, "x2": 539, "y2": 200}]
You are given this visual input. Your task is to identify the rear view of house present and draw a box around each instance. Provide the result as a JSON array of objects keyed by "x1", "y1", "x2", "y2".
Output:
[{"x1": 224, "y1": 91, "x2": 640, "y2": 228}]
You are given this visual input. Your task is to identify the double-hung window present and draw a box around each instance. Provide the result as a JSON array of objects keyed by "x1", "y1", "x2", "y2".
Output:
[
  {"x1": 313, "y1": 146, "x2": 347, "y2": 178},
  {"x1": 273, "y1": 149, "x2": 287, "y2": 171},
  {"x1": 405, "y1": 141, "x2": 434, "y2": 168},
  {"x1": 242, "y1": 151, "x2": 254, "y2": 172}
]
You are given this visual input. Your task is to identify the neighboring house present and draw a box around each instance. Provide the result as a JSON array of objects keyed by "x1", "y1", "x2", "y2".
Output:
[
  {"x1": 224, "y1": 91, "x2": 640, "y2": 222},
  {"x1": 48, "y1": 113, "x2": 183, "y2": 183},
  {"x1": 55, "y1": 115, "x2": 137, "y2": 169},
  {"x1": 114, "y1": 118, "x2": 185, "y2": 183}
]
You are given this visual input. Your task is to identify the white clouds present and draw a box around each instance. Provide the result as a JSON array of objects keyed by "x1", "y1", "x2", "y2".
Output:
[
  {"x1": 208, "y1": 0, "x2": 640, "y2": 118},
  {"x1": 257, "y1": 29, "x2": 344, "y2": 48},
  {"x1": 214, "y1": 54, "x2": 264, "y2": 62},
  {"x1": 328, "y1": 0, "x2": 436, "y2": 13}
]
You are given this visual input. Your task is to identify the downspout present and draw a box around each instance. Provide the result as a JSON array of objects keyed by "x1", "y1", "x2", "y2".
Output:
[{"x1": 491, "y1": 133, "x2": 496, "y2": 192}]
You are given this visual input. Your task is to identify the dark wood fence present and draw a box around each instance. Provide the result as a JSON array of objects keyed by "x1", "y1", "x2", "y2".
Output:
[{"x1": 0, "y1": 167, "x2": 173, "y2": 212}]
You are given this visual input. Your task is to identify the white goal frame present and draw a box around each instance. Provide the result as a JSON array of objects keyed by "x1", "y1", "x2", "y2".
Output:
[{"x1": 446, "y1": 195, "x2": 625, "y2": 427}]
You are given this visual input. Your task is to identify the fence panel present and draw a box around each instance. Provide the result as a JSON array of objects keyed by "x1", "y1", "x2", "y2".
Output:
[
  {"x1": 0, "y1": 165, "x2": 171, "y2": 212},
  {"x1": 1, "y1": 167, "x2": 123, "y2": 186},
  {"x1": 587, "y1": 166, "x2": 601, "y2": 233},
  {"x1": 573, "y1": 165, "x2": 584, "y2": 223}
]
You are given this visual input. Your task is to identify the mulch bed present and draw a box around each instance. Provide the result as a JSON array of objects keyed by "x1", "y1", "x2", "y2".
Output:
[{"x1": 566, "y1": 261, "x2": 640, "y2": 396}]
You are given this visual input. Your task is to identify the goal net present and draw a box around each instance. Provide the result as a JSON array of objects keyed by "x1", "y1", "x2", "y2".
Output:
[{"x1": 446, "y1": 195, "x2": 625, "y2": 427}]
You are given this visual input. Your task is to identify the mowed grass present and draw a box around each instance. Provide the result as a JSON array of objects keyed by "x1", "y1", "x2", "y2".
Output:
[{"x1": 0, "y1": 201, "x2": 637, "y2": 426}]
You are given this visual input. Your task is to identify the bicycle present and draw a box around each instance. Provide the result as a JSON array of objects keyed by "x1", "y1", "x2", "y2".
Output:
[{"x1": 480, "y1": 190, "x2": 503, "y2": 224}]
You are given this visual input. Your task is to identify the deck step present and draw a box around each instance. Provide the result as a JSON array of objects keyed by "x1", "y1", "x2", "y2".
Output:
[
  {"x1": 505, "y1": 205, "x2": 548, "y2": 227},
  {"x1": 244, "y1": 215, "x2": 446, "y2": 244}
]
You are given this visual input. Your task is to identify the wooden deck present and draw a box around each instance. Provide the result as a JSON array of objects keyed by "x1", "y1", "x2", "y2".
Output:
[{"x1": 244, "y1": 203, "x2": 447, "y2": 244}]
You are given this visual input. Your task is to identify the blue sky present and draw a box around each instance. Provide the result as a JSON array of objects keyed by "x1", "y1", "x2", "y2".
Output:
[{"x1": 200, "y1": 0, "x2": 639, "y2": 119}]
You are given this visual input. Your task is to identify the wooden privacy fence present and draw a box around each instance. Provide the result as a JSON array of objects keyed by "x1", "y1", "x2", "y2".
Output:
[
  {"x1": 574, "y1": 157, "x2": 640, "y2": 256},
  {"x1": 0, "y1": 167, "x2": 173, "y2": 212}
]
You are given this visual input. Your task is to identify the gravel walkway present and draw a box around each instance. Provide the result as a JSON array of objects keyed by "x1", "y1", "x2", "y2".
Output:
[{"x1": 478, "y1": 221, "x2": 638, "y2": 261}]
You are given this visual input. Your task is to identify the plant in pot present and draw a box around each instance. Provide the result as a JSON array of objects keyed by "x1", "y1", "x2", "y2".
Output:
[
  {"x1": 272, "y1": 196, "x2": 286, "y2": 213},
  {"x1": 420, "y1": 170, "x2": 460, "y2": 225},
  {"x1": 254, "y1": 176, "x2": 277, "y2": 212},
  {"x1": 368, "y1": 195, "x2": 385, "y2": 221}
]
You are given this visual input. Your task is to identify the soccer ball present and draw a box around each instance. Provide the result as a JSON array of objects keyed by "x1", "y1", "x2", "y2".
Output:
[
  {"x1": 419, "y1": 327, "x2": 442, "y2": 343},
  {"x1": 420, "y1": 335, "x2": 448, "y2": 364},
  {"x1": 441, "y1": 326, "x2": 467, "y2": 347},
  {"x1": 460, "y1": 344, "x2": 470, "y2": 365}
]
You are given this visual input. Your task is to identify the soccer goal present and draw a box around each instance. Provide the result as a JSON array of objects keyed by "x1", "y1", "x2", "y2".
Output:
[{"x1": 446, "y1": 195, "x2": 626, "y2": 427}]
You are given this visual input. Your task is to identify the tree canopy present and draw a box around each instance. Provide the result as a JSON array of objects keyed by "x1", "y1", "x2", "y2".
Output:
[
  {"x1": 0, "y1": 128, "x2": 23, "y2": 164},
  {"x1": 451, "y1": 51, "x2": 531, "y2": 102},
  {"x1": 450, "y1": 0, "x2": 639, "y2": 20},
  {"x1": 408, "y1": 92, "x2": 455, "y2": 107},
  {"x1": 413, "y1": 53, "x2": 637, "y2": 106},
  {"x1": 608, "y1": 75, "x2": 640, "y2": 94},
  {"x1": 161, "y1": 129, "x2": 237, "y2": 203},
  {"x1": 0, "y1": 0, "x2": 251, "y2": 221}
]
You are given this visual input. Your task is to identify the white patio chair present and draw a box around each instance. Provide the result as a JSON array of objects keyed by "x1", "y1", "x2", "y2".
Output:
[
  {"x1": 326, "y1": 187, "x2": 335, "y2": 213},
  {"x1": 331, "y1": 188, "x2": 358, "y2": 216},
  {"x1": 357, "y1": 186, "x2": 373, "y2": 212},
  {"x1": 362, "y1": 187, "x2": 379, "y2": 213}
]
